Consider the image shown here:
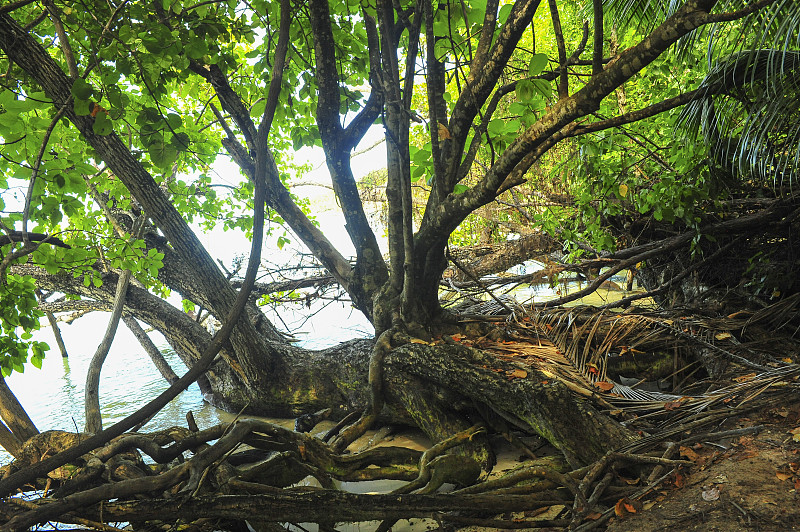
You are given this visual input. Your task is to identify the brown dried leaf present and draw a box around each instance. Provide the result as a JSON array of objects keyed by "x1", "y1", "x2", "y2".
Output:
[
  {"x1": 679, "y1": 446, "x2": 699, "y2": 461},
  {"x1": 614, "y1": 497, "x2": 637, "y2": 517},
  {"x1": 595, "y1": 381, "x2": 614, "y2": 391}
]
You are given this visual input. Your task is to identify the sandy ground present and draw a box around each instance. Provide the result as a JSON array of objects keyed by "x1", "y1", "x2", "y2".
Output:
[{"x1": 606, "y1": 400, "x2": 800, "y2": 532}]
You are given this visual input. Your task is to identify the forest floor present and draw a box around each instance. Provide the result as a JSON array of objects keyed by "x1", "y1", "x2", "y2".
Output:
[
  {"x1": 451, "y1": 397, "x2": 800, "y2": 531},
  {"x1": 603, "y1": 398, "x2": 800, "y2": 532}
]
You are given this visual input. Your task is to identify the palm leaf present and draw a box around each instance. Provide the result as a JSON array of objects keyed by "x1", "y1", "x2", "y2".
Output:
[
  {"x1": 601, "y1": 0, "x2": 800, "y2": 184},
  {"x1": 678, "y1": 49, "x2": 800, "y2": 184},
  {"x1": 513, "y1": 300, "x2": 800, "y2": 419}
]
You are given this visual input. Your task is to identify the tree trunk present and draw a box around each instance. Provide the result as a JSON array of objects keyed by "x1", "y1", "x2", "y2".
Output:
[
  {"x1": 11, "y1": 262, "x2": 634, "y2": 463},
  {"x1": 384, "y1": 344, "x2": 637, "y2": 467},
  {"x1": 84, "y1": 269, "x2": 132, "y2": 434},
  {"x1": 122, "y1": 315, "x2": 179, "y2": 385},
  {"x1": 43, "y1": 312, "x2": 69, "y2": 359},
  {"x1": 0, "y1": 376, "x2": 38, "y2": 456}
]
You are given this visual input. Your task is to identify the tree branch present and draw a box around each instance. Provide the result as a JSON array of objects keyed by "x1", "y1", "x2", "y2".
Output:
[
  {"x1": 591, "y1": 0, "x2": 603, "y2": 76},
  {"x1": 418, "y1": 0, "x2": 726, "y2": 247},
  {"x1": 548, "y1": 0, "x2": 569, "y2": 98}
]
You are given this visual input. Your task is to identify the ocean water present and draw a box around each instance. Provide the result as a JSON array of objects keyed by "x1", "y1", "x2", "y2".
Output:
[{"x1": 2, "y1": 295, "x2": 373, "y2": 465}]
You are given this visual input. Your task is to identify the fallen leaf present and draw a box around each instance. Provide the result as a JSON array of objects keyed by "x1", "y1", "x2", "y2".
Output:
[
  {"x1": 664, "y1": 400, "x2": 683, "y2": 411},
  {"x1": 701, "y1": 485, "x2": 720, "y2": 501},
  {"x1": 438, "y1": 122, "x2": 452, "y2": 140},
  {"x1": 525, "y1": 506, "x2": 551, "y2": 517},
  {"x1": 731, "y1": 450, "x2": 758, "y2": 461},
  {"x1": 614, "y1": 498, "x2": 629, "y2": 517},
  {"x1": 509, "y1": 368, "x2": 528, "y2": 379},
  {"x1": 614, "y1": 497, "x2": 639, "y2": 517},
  {"x1": 409, "y1": 338, "x2": 429, "y2": 345},
  {"x1": 595, "y1": 381, "x2": 614, "y2": 391},
  {"x1": 714, "y1": 331, "x2": 732, "y2": 340},
  {"x1": 679, "y1": 446, "x2": 699, "y2": 461},
  {"x1": 776, "y1": 471, "x2": 793, "y2": 481},
  {"x1": 734, "y1": 372, "x2": 757, "y2": 383}
]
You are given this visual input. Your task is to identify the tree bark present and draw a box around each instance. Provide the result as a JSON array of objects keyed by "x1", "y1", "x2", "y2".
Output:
[
  {"x1": 84, "y1": 268, "x2": 132, "y2": 434},
  {"x1": 122, "y1": 315, "x2": 179, "y2": 385},
  {"x1": 385, "y1": 344, "x2": 637, "y2": 467},
  {"x1": 447, "y1": 232, "x2": 559, "y2": 282},
  {"x1": 43, "y1": 311, "x2": 68, "y2": 358},
  {"x1": 0, "y1": 377, "x2": 37, "y2": 457},
  {"x1": 78, "y1": 491, "x2": 563, "y2": 524}
]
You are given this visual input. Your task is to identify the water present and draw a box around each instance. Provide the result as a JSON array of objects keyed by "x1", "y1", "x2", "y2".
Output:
[
  {"x1": 1, "y1": 295, "x2": 373, "y2": 465},
  {"x1": 1, "y1": 318, "x2": 216, "y2": 463}
]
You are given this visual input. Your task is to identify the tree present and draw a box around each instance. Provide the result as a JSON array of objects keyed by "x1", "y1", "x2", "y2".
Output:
[{"x1": 0, "y1": 0, "x2": 798, "y2": 529}]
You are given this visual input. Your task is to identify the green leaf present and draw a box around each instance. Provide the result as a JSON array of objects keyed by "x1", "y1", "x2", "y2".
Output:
[
  {"x1": 171, "y1": 132, "x2": 191, "y2": 150},
  {"x1": 516, "y1": 79, "x2": 535, "y2": 102},
  {"x1": 531, "y1": 79, "x2": 552, "y2": 98},
  {"x1": 487, "y1": 119, "x2": 506, "y2": 136},
  {"x1": 528, "y1": 53, "x2": 549, "y2": 76},
  {"x1": 165, "y1": 113, "x2": 183, "y2": 129},
  {"x1": 71, "y1": 79, "x2": 94, "y2": 100},
  {"x1": 148, "y1": 142, "x2": 179, "y2": 168},
  {"x1": 250, "y1": 99, "x2": 267, "y2": 118},
  {"x1": 453, "y1": 184, "x2": 469, "y2": 194},
  {"x1": 186, "y1": 36, "x2": 209, "y2": 59},
  {"x1": 92, "y1": 112, "x2": 113, "y2": 135},
  {"x1": 73, "y1": 98, "x2": 92, "y2": 116}
]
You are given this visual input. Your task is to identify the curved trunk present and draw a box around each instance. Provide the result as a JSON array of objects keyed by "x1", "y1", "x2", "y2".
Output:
[
  {"x1": 0, "y1": 377, "x2": 38, "y2": 457},
  {"x1": 14, "y1": 264, "x2": 371, "y2": 417},
  {"x1": 85, "y1": 269, "x2": 132, "y2": 434},
  {"x1": 10, "y1": 269, "x2": 633, "y2": 465}
]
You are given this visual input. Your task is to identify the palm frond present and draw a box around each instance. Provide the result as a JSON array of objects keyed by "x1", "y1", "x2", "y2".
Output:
[
  {"x1": 678, "y1": 49, "x2": 800, "y2": 184},
  {"x1": 512, "y1": 300, "x2": 800, "y2": 420},
  {"x1": 600, "y1": 0, "x2": 683, "y2": 35}
]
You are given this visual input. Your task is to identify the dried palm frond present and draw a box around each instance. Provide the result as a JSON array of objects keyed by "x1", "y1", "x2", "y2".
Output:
[{"x1": 498, "y1": 298, "x2": 800, "y2": 421}]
